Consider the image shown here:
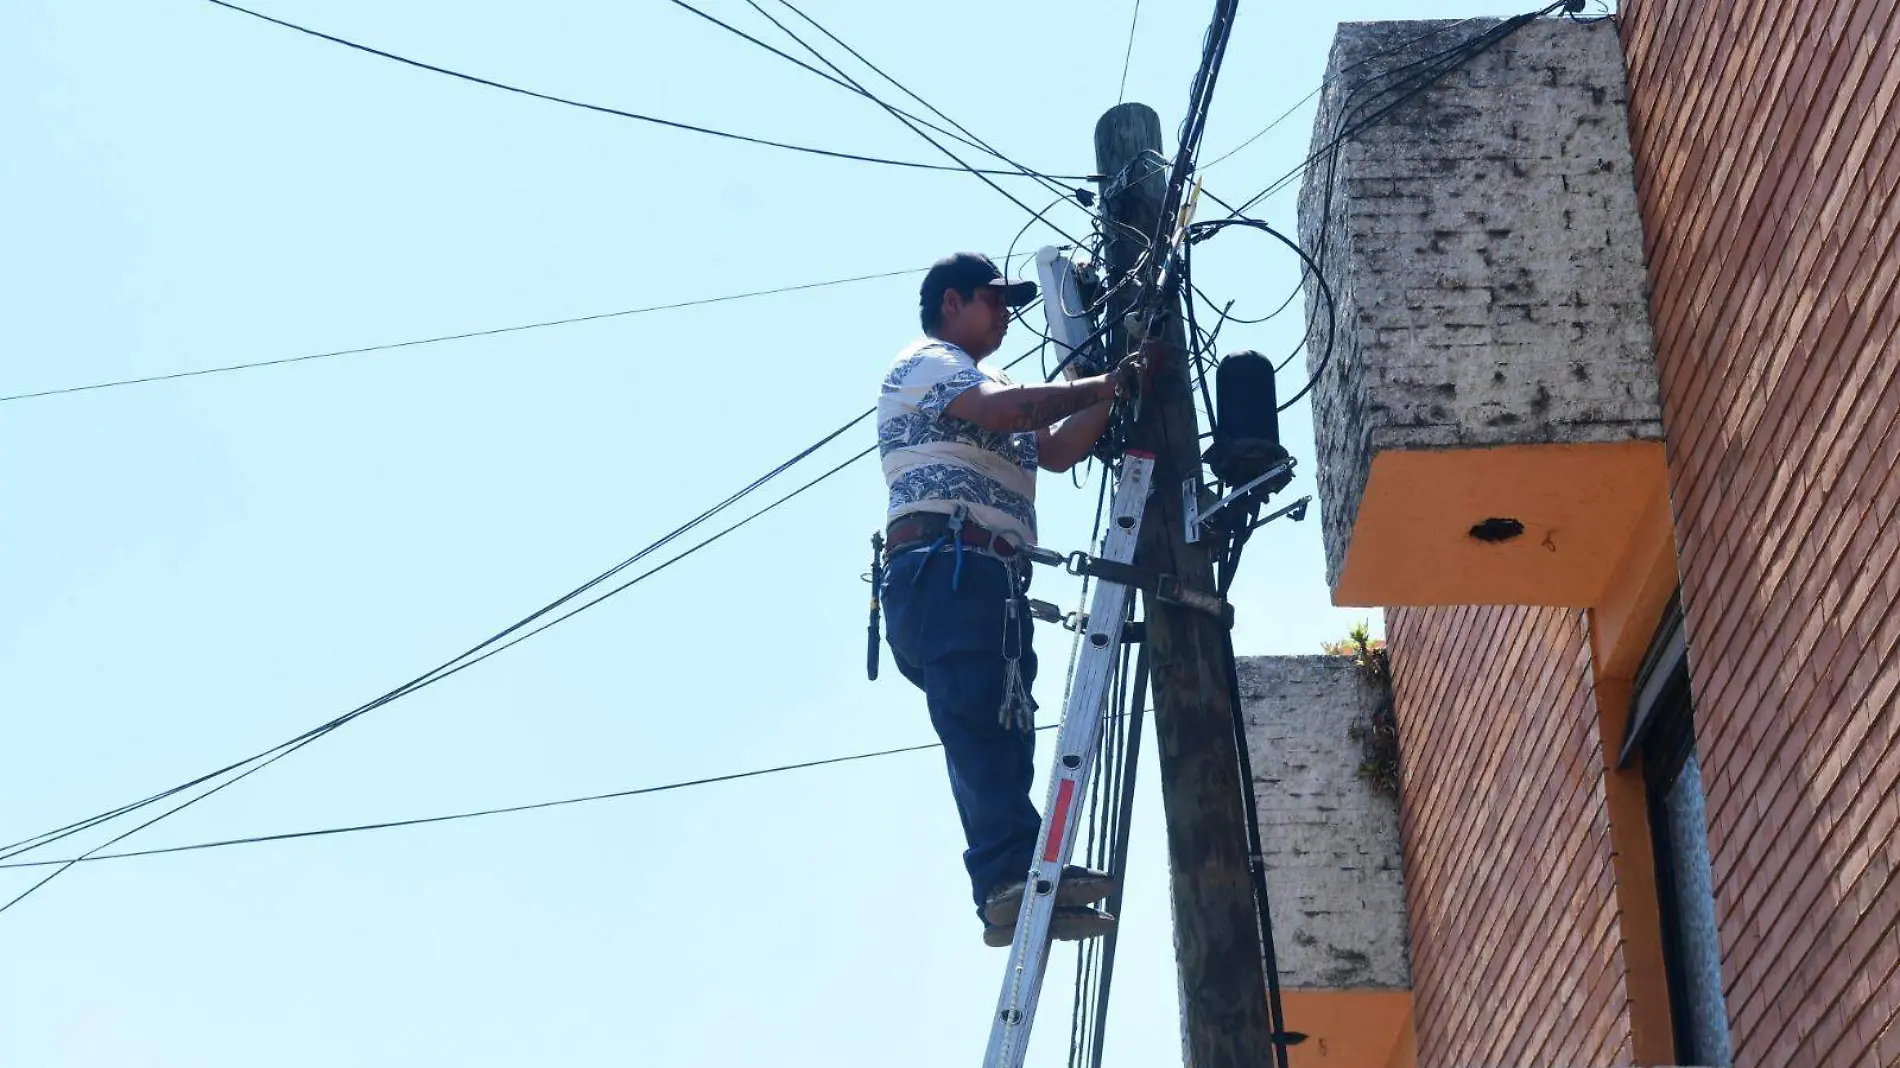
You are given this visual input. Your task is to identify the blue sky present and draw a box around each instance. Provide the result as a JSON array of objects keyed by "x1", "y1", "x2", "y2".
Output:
[{"x1": 1, "y1": 1, "x2": 1485, "y2": 1064}]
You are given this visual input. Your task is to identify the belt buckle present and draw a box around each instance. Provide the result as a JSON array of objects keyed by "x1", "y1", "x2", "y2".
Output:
[
  {"x1": 965, "y1": 523, "x2": 994, "y2": 555},
  {"x1": 986, "y1": 528, "x2": 1016, "y2": 558}
]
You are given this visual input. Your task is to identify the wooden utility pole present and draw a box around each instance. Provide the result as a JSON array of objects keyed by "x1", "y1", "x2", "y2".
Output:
[{"x1": 1095, "y1": 104, "x2": 1278, "y2": 1067}]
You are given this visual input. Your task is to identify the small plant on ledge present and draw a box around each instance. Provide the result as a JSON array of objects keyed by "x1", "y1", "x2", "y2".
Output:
[{"x1": 1327, "y1": 621, "x2": 1400, "y2": 799}]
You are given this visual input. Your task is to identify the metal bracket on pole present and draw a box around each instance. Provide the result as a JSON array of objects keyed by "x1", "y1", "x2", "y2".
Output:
[
  {"x1": 1182, "y1": 457, "x2": 1297, "y2": 544},
  {"x1": 1155, "y1": 575, "x2": 1234, "y2": 627},
  {"x1": 1261, "y1": 495, "x2": 1312, "y2": 527}
]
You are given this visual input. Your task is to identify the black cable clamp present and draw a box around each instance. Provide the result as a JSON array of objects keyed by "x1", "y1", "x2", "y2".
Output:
[{"x1": 1099, "y1": 149, "x2": 1170, "y2": 202}]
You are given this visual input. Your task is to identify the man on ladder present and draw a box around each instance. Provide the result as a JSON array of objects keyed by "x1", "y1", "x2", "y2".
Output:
[{"x1": 877, "y1": 252, "x2": 1136, "y2": 947}]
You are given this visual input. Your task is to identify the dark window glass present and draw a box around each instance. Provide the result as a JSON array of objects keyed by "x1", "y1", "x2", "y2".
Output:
[{"x1": 1626, "y1": 598, "x2": 1731, "y2": 1067}]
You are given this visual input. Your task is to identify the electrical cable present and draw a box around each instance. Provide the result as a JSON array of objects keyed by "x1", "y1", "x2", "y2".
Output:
[
  {"x1": 1115, "y1": 0, "x2": 1142, "y2": 103},
  {"x1": 1, "y1": 336, "x2": 1057, "y2": 903},
  {"x1": 1180, "y1": 248, "x2": 1218, "y2": 435},
  {"x1": 1184, "y1": 190, "x2": 1303, "y2": 329},
  {"x1": 1093, "y1": 0, "x2": 1238, "y2": 465},
  {"x1": 1119, "y1": 0, "x2": 1236, "y2": 363},
  {"x1": 0, "y1": 717, "x2": 1126, "y2": 872},
  {"x1": 1222, "y1": 19, "x2": 1528, "y2": 216},
  {"x1": 657, "y1": 0, "x2": 1092, "y2": 183},
  {"x1": 0, "y1": 438, "x2": 873, "y2": 913},
  {"x1": 1221, "y1": 4, "x2": 1570, "y2": 219},
  {"x1": 0, "y1": 740, "x2": 950, "y2": 870},
  {"x1": 1195, "y1": 270, "x2": 1302, "y2": 328},
  {"x1": 0, "y1": 381, "x2": 900, "y2": 857},
  {"x1": 0, "y1": 413, "x2": 872, "y2": 869},
  {"x1": 2, "y1": 264, "x2": 946, "y2": 404},
  {"x1": 198, "y1": 0, "x2": 1080, "y2": 179},
  {"x1": 1232, "y1": 11, "x2": 1563, "y2": 422},
  {"x1": 1566, "y1": 0, "x2": 1617, "y2": 23},
  {"x1": 1002, "y1": 196, "x2": 1079, "y2": 351},
  {"x1": 1216, "y1": 620, "x2": 1294, "y2": 1067},
  {"x1": 1198, "y1": 16, "x2": 1487, "y2": 170},
  {"x1": 1041, "y1": 319, "x2": 1116, "y2": 383},
  {"x1": 1185, "y1": 6, "x2": 1564, "y2": 423},
  {"x1": 760, "y1": 0, "x2": 1090, "y2": 208},
  {"x1": 736, "y1": 0, "x2": 1086, "y2": 246},
  {"x1": 1185, "y1": 216, "x2": 1334, "y2": 411}
]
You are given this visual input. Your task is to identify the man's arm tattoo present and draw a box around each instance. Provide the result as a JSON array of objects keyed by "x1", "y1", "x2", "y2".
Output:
[{"x1": 1001, "y1": 385, "x2": 1105, "y2": 431}]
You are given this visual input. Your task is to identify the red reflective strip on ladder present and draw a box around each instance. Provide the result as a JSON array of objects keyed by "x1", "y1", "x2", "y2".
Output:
[{"x1": 1043, "y1": 780, "x2": 1078, "y2": 862}]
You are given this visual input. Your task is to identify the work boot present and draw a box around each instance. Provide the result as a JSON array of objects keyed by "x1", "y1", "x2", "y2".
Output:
[
  {"x1": 982, "y1": 906, "x2": 1117, "y2": 948},
  {"x1": 981, "y1": 866, "x2": 1119, "y2": 928}
]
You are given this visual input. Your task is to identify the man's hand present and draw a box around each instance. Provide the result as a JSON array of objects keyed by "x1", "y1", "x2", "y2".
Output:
[
  {"x1": 1138, "y1": 337, "x2": 1175, "y2": 375},
  {"x1": 1110, "y1": 338, "x2": 1175, "y2": 398}
]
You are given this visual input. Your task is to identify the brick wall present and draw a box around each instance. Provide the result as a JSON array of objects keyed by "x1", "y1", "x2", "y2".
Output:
[
  {"x1": 1388, "y1": 605, "x2": 1636, "y2": 1066},
  {"x1": 1622, "y1": 0, "x2": 1900, "y2": 1064}
]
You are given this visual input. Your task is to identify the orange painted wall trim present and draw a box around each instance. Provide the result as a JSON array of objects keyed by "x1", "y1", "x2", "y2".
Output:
[
  {"x1": 1337, "y1": 441, "x2": 1668, "y2": 608},
  {"x1": 1277, "y1": 989, "x2": 1412, "y2": 1068},
  {"x1": 1584, "y1": 470, "x2": 1684, "y2": 1064}
]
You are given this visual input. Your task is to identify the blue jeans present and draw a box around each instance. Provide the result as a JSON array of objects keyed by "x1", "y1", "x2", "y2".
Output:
[{"x1": 881, "y1": 546, "x2": 1041, "y2": 915}]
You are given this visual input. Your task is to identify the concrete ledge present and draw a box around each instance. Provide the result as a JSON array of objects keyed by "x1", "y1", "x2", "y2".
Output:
[
  {"x1": 1297, "y1": 19, "x2": 1663, "y2": 606},
  {"x1": 1239, "y1": 655, "x2": 1408, "y2": 990},
  {"x1": 1241, "y1": 655, "x2": 1412, "y2": 1066}
]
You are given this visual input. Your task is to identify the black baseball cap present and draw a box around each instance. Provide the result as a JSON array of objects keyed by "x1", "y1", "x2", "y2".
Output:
[{"x1": 919, "y1": 252, "x2": 1038, "y2": 312}]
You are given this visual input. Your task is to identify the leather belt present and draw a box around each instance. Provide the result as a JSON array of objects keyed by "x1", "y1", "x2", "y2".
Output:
[{"x1": 885, "y1": 512, "x2": 1020, "y2": 560}]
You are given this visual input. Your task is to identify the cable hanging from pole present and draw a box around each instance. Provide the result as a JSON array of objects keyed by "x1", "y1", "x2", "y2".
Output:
[
  {"x1": 758, "y1": 0, "x2": 1094, "y2": 209},
  {"x1": 657, "y1": 0, "x2": 1094, "y2": 190},
  {"x1": 727, "y1": 0, "x2": 1088, "y2": 246},
  {"x1": 1221, "y1": 0, "x2": 1580, "y2": 219},
  {"x1": 197, "y1": 0, "x2": 1090, "y2": 180}
]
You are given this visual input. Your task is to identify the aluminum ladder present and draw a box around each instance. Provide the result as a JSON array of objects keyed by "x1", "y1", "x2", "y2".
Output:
[{"x1": 984, "y1": 449, "x2": 1154, "y2": 1068}]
